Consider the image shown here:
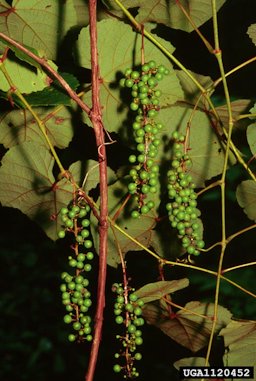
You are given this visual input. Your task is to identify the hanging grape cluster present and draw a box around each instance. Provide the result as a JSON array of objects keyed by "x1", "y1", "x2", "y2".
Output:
[
  {"x1": 58, "y1": 198, "x2": 94, "y2": 342},
  {"x1": 119, "y1": 61, "x2": 169, "y2": 217},
  {"x1": 112, "y1": 283, "x2": 145, "y2": 378},
  {"x1": 166, "y1": 131, "x2": 205, "y2": 256}
]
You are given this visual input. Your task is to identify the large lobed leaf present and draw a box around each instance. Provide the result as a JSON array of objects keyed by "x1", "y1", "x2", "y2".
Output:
[
  {"x1": 220, "y1": 320, "x2": 256, "y2": 369},
  {"x1": 135, "y1": 279, "x2": 189, "y2": 303},
  {"x1": 77, "y1": 19, "x2": 183, "y2": 131},
  {"x1": 0, "y1": 106, "x2": 75, "y2": 149},
  {"x1": 0, "y1": 0, "x2": 77, "y2": 59},
  {"x1": 236, "y1": 180, "x2": 256, "y2": 222},
  {"x1": 91, "y1": 177, "x2": 158, "y2": 268},
  {"x1": 0, "y1": 53, "x2": 58, "y2": 93},
  {"x1": 247, "y1": 24, "x2": 256, "y2": 47},
  {"x1": 143, "y1": 301, "x2": 232, "y2": 352},
  {"x1": 0, "y1": 142, "x2": 100, "y2": 240},
  {"x1": 104, "y1": 0, "x2": 226, "y2": 32},
  {"x1": 156, "y1": 105, "x2": 236, "y2": 187}
]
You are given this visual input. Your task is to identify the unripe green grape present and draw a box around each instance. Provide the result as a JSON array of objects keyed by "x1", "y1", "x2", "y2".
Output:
[
  {"x1": 131, "y1": 70, "x2": 140, "y2": 79},
  {"x1": 148, "y1": 60, "x2": 156, "y2": 68},
  {"x1": 147, "y1": 200, "x2": 155, "y2": 210},
  {"x1": 87, "y1": 252, "x2": 94, "y2": 260},
  {"x1": 84, "y1": 263, "x2": 92, "y2": 272},
  {"x1": 84, "y1": 240, "x2": 93, "y2": 249},
  {"x1": 58, "y1": 230, "x2": 66, "y2": 239},
  {"x1": 61, "y1": 207, "x2": 69, "y2": 215},
  {"x1": 141, "y1": 185, "x2": 150, "y2": 194},
  {"x1": 125, "y1": 68, "x2": 132, "y2": 76},
  {"x1": 75, "y1": 275, "x2": 84, "y2": 284},
  {"x1": 84, "y1": 299, "x2": 92, "y2": 307},
  {"x1": 134, "y1": 352, "x2": 142, "y2": 361},
  {"x1": 129, "y1": 155, "x2": 137, "y2": 164},
  {"x1": 63, "y1": 314, "x2": 72, "y2": 324},
  {"x1": 65, "y1": 219, "x2": 73, "y2": 228},
  {"x1": 73, "y1": 321, "x2": 81, "y2": 330},
  {"x1": 81, "y1": 229, "x2": 90, "y2": 238},
  {"x1": 125, "y1": 78, "x2": 134, "y2": 88},
  {"x1": 69, "y1": 259, "x2": 77, "y2": 267},
  {"x1": 68, "y1": 334, "x2": 76, "y2": 342},
  {"x1": 76, "y1": 235, "x2": 84, "y2": 244},
  {"x1": 142, "y1": 63, "x2": 150, "y2": 72},
  {"x1": 76, "y1": 261, "x2": 84, "y2": 269},
  {"x1": 147, "y1": 109, "x2": 157, "y2": 118},
  {"x1": 130, "y1": 102, "x2": 139, "y2": 111},
  {"x1": 141, "y1": 205, "x2": 149, "y2": 214},
  {"x1": 86, "y1": 335, "x2": 93, "y2": 341},
  {"x1": 131, "y1": 210, "x2": 140, "y2": 218},
  {"x1": 127, "y1": 324, "x2": 137, "y2": 333},
  {"x1": 113, "y1": 364, "x2": 122, "y2": 373},
  {"x1": 68, "y1": 210, "x2": 76, "y2": 219},
  {"x1": 115, "y1": 316, "x2": 124, "y2": 324},
  {"x1": 134, "y1": 307, "x2": 142, "y2": 316},
  {"x1": 135, "y1": 337, "x2": 143, "y2": 345}
]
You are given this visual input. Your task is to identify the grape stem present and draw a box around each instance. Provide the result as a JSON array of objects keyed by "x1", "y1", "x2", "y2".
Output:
[{"x1": 85, "y1": 2, "x2": 109, "y2": 381}]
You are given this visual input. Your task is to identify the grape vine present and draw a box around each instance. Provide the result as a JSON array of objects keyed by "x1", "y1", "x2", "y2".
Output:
[
  {"x1": 119, "y1": 61, "x2": 169, "y2": 216},
  {"x1": 58, "y1": 197, "x2": 94, "y2": 343}
]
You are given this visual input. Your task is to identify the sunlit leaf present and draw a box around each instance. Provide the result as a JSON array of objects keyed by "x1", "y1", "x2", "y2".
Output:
[
  {"x1": 23, "y1": 73, "x2": 80, "y2": 106},
  {"x1": 0, "y1": 143, "x2": 98, "y2": 240},
  {"x1": 0, "y1": 0, "x2": 77, "y2": 59},
  {"x1": 143, "y1": 301, "x2": 232, "y2": 352},
  {"x1": 174, "y1": 357, "x2": 207, "y2": 381},
  {"x1": 247, "y1": 24, "x2": 256, "y2": 47},
  {"x1": 220, "y1": 320, "x2": 256, "y2": 368},
  {"x1": 0, "y1": 105, "x2": 75, "y2": 149},
  {"x1": 91, "y1": 177, "x2": 158, "y2": 268},
  {"x1": 216, "y1": 99, "x2": 252, "y2": 131},
  {"x1": 77, "y1": 19, "x2": 183, "y2": 131},
  {"x1": 104, "y1": 0, "x2": 226, "y2": 32},
  {"x1": 236, "y1": 180, "x2": 256, "y2": 221},
  {"x1": 247, "y1": 122, "x2": 256, "y2": 156},
  {"x1": 135, "y1": 279, "x2": 189, "y2": 303},
  {"x1": 175, "y1": 69, "x2": 213, "y2": 106},
  {"x1": 0, "y1": 53, "x2": 58, "y2": 93},
  {"x1": 157, "y1": 105, "x2": 236, "y2": 187}
]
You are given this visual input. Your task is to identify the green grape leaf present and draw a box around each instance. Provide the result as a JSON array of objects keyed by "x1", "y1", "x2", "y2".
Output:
[
  {"x1": 247, "y1": 122, "x2": 256, "y2": 156},
  {"x1": 73, "y1": 0, "x2": 89, "y2": 26},
  {"x1": 0, "y1": 0, "x2": 77, "y2": 59},
  {"x1": 175, "y1": 69, "x2": 214, "y2": 106},
  {"x1": 247, "y1": 24, "x2": 256, "y2": 47},
  {"x1": 216, "y1": 99, "x2": 252, "y2": 131},
  {"x1": 0, "y1": 144, "x2": 100, "y2": 240},
  {"x1": 91, "y1": 178, "x2": 158, "y2": 268},
  {"x1": 0, "y1": 54, "x2": 58, "y2": 93},
  {"x1": 142, "y1": 301, "x2": 232, "y2": 352},
  {"x1": 77, "y1": 19, "x2": 183, "y2": 131},
  {"x1": 157, "y1": 105, "x2": 236, "y2": 187},
  {"x1": 103, "y1": 0, "x2": 226, "y2": 32},
  {"x1": 220, "y1": 320, "x2": 256, "y2": 369},
  {"x1": 236, "y1": 180, "x2": 256, "y2": 221},
  {"x1": 174, "y1": 357, "x2": 207, "y2": 381},
  {"x1": 23, "y1": 73, "x2": 80, "y2": 107},
  {"x1": 0, "y1": 105, "x2": 75, "y2": 149},
  {"x1": 135, "y1": 279, "x2": 189, "y2": 303}
]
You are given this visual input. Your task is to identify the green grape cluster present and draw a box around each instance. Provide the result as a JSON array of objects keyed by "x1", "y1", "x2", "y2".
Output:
[
  {"x1": 166, "y1": 131, "x2": 205, "y2": 256},
  {"x1": 58, "y1": 201, "x2": 94, "y2": 342},
  {"x1": 120, "y1": 61, "x2": 169, "y2": 217},
  {"x1": 112, "y1": 283, "x2": 145, "y2": 379}
]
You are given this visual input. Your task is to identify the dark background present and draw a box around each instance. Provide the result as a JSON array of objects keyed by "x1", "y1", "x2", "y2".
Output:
[{"x1": 1, "y1": 0, "x2": 256, "y2": 380}]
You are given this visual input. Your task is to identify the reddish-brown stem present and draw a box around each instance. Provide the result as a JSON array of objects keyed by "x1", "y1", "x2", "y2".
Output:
[
  {"x1": 85, "y1": 1, "x2": 108, "y2": 381},
  {"x1": 0, "y1": 33, "x2": 91, "y2": 116}
]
